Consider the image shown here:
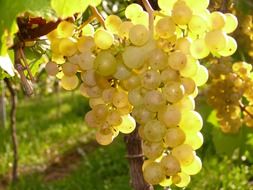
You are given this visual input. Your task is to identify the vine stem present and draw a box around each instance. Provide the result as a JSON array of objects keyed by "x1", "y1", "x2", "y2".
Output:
[
  {"x1": 240, "y1": 103, "x2": 253, "y2": 119},
  {"x1": 142, "y1": 0, "x2": 154, "y2": 33}
]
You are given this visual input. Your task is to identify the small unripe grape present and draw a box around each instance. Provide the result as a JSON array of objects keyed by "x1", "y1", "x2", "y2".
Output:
[
  {"x1": 45, "y1": 61, "x2": 59, "y2": 76},
  {"x1": 61, "y1": 75, "x2": 79, "y2": 90},
  {"x1": 129, "y1": 24, "x2": 150, "y2": 46},
  {"x1": 94, "y1": 29, "x2": 114, "y2": 50}
]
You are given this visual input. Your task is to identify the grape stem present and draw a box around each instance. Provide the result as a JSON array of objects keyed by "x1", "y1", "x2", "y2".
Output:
[
  {"x1": 141, "y1": 0, "x2": 154, "y2": 33},
  {"x1": 19, "y1": 47, "x2": 35, "y2": 82},
  {"x1": 240, "y1": 103, "x2": 253, "y2": 119},
  {"x1": 220, "y1": 0, "x2": 228, "y2": 13}
]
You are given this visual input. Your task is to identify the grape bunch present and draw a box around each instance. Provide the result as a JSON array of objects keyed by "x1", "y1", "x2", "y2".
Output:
[
  {"x1": 206, "y1": 61, "x2": 253, "y2": 133},
  {"x1": 44, "y1": 0, "x2": 238, "y2": 188}
]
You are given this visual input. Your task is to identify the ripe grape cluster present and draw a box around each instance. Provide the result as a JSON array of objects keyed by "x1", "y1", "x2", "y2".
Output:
[
  {"x1": 44, "y1": 0, "x2": 238, "y2": 188},
  {"x1": 206, "y1": 61, "x2": 253, "y2": 133}
]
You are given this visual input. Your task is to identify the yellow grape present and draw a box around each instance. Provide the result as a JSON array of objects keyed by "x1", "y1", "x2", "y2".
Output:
[
  {"x1": 223, "y1": 13, "x2": 238, "y2": 34},
  {"x1": 218, "y1": 36, "x2": 237, "y2": 57},
  {"x1": 168, "y1": 50, "x2": 187, "y2": 71},
  {"x1": 179, "y1": 110, "x2": 203, "y2": 132},
  {"x1": 121, "y1": 74, "x2": 141, "y2": 90},
  {"x1": 118, "y1": 21, "x2": 134, "y2": 39},
  {"x1": 192, "y1": 64, "x2": 209, "y2": 86},
  {"x1": 190, "y1": 38, "x2": 210, "y2": 59},
  {"x1": 82, "y1": 24, "x2": 94, "y2": 36},
  {"x1": 115, "y1": 114, "x2": 136, "y2": 134},
  {"x1": 181, "y1": 155, "x2": 202, "y2": 175},
  {"x1": 94, "y1": 51, "x2": 117, "y2": 76},
  {"x1": 160, "y1": 154, "x2": 181, "y2": 176},
  {"x1": 94, "y1": 29, "x2": 114, "y2": 50},
  {"x1": 89, "y1": 0, "x2": 102, "y2": 6},
  {"x1": 92, "y1": 104, "x2": 108, "y2": 120},
  {"x1": 122, "y1": 46, "x2": 145, "y2": 69},
  {"x1": 157, "y1": 105, "x2": 181, "y2": 127},
  {"x1": 128, "y1": 88, "x2": 144, "y2": 107},
  {"x1": 175, "y1": 37, "x2": 192, "y2": 55},
  {"x1": 210, "y1": 11, "x2": 226, "y2": 30},
  {"x1": 129, "y1": 24, "x2": 150, "y2": 46},
  {"x1": 155, "y1": 17, "x2": 176, "y2": 39},
  {"x1": 59, "y1": 38, "x2": 77, "y2": 57},
  {"x1": 141, "y1": 70, "x2": 161, "y2": 90},
  {"x1": 57, "y1": 21, "x2": 75, "y2": 38},
  {"x1": 181, "y1": 77, "x2": 196, "y2": 95},
  {"x1": 77, "y1": 52, "x2": 95, "y2": 71},
  {"x1": 180, "y1": 56, "x2": 200, "y2": 77},
  {"x1": 143, "y1": 120, "x2": 166, "y2": 142},
  {"x1": 184, "y1": 132, "x2": 203, "y2": 150},
  {"x1": 113, "y1": 62, "x2": 132, "y2": 81},
  {"x1": 164, "y1": 127, "x2": 186, "y2": 148},
  {"x1": 174, "y1": 96, "x2": 195, "y2": 111},
  {"x1": 162, "y1": 82, "x2": 185, "y2": 103},
  {"x1": 188, "y1": 15, "x2": 208, "y2": 34},
  {"x1": 172, "y1": 144, "x2": 195, "y2": 166},
  {"x1": 132, "y1": 106, "x2": 155, "y2": 125},
  {"x1": 172, "y1": 172, "x2": 191, "y2": 188},
  {"x1": 77, "y1": 36, "x2": 95, "y2": 53},
  {"x1": 96, "y1": 127, "x2": 115, "y2": 145},
  {"x1": 61, "y1": 75, "x2": 79, "y2": 90},
  {"x1": 172, "y1": 1, "x2": 192, "y2": 25},
  {"x1": 131, "y1": 11, "x2": 149, "y2": 28},
  {"x1": 148, "y1": 48, "x2": 168, "y2": 70},
  {"x1": 45, "y1": 61, "x2": 59, "y2": 76},
  {"x1": 185, "y1": 0, "x2": 209, "y2": 12},
  {"x1": 205, "y1": 30, "x2": 228, "y2": 52},
  {"x1": 112, "y1": 91, "x2": 129, "y2": 108},
  {"x1": 158, "y1": 0, "x2": 177, "y2": 12},
  {"x1": 62, "y1": 62, "x2": 78, "y2": 76},
  {"x1": 144, "y1": 90, "x2": 166, "y2": 112},
  {"x1": 106, "y1": 110, "x2": 122, "y2": 126},
  {"x1": 142, "y1": 141, "x2": 164, "y2": 160},
  {"x1": 143, "y1": 162, "x2": 165, "y2": 185},
  {"x1": 89, "y1": 98, "x2": 105, "y2": 108},
  {"x1": 105, "y1": 15, "x2": 122, "y2": 34},
  {"x1": 125, "y1": 3, "x2": 143, "y2": 19},
  {"x1": 161, "y1": 67, "x2": 180, "y2": 83}
]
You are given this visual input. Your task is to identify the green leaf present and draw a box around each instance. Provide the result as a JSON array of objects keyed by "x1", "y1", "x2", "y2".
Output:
[{"x1": 51, "y1": 0, "x2": 89, "y2": 18}]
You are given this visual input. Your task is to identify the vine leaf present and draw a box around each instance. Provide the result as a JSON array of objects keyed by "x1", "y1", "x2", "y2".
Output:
[
  {"x1": 0, "y1": 54, "x2": 15, "y2": 76},
  {"x1": 51, "y1": 0, "x2": 90, "y2": 18}
]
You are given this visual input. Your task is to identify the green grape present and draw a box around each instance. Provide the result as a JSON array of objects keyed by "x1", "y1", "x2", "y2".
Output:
[
  {"x1": 59, "y1": 38, "x2": 77, "y2": 57},
  {"x1": 181, "y1": 155, "x2": 202, "y2": 175},
  {"x1": 82, "y1": 23, "x2": 94, "y2": 36},
  {"x1": 129, "y1": 24, "x2": 150, "y2": 46},
  {"x1": 184, "y1": 132, "x2": 203, "y2": 150},
  {"x1": 218, "y1": 36, "x2": 237, "y2": 57},
  {"x1": 157, "y1": 105, "x2": 181, "y2": 127},
  {"x1": 141, "y1": 70, "x2": 161, "y2": 90},
  {"x1": 162, "y1": 82, "x2": 185, "y2": 103},
  {"x1": 190, "y1": 38, "x2": 210, "y2": 59},
  {"x1": 160, "y1": 154, "x2": 181, "y2": 176},
  {"x1": 175, "y1": 37, "x2": 192, "y2": 55},
  {"x1": 143, "y1": 141, "x2": 164, "y2": 160},
  {"x1": 223, "y1": 13, "x2": 238, "y2": 34},
  {"x1": 172, "y1": 144, "x2": 195, "y2": 166},
  {"x1": 77, "y1": 51, "x2": 95, "y2": 71},
  {"x1": 148, "y1": 48, "x2": 168, "y2": 70},
  {"x1": 179, "y1": 111, "x2": 203, "y2": 132},
  {"x1": 164, "y1": 127, "x2": 186, "y2": 148},
  {"x1": 131, "y1": 11, "x2": 149, "y2": 28},
  {"x1": 62, "y1": 62, "x2": 78, "y2": 76},
  {"x1": 125, "y1": 3, "x2": 143, "y2": 19},
  {"x1": 57, "y1": 21, "x2": 75, "y2": 38},
  {"x1": 77, "y1": 36, "x2": 95, "y2": 53},
  {"x1": 45, "y1": 61, "x2": 59, "y2": 76},
  {"x1": 180, "y1": 56, "x2": 200, "y2": 77},
  {"x1": 172, "y1": 172, "x2": 191, "y2": 188},
  {"x1": 94, "y1": 29, "x2": 114, "y2": 50},
  {"x1": 158, "y1": 0, "x2": 177, "y2": 12},
  {"x1": 143, "y1": 120, "x2": 166, "y2": 142},
  {"x1": 143, "y1": 162, "x2": 166, "y2": 185},
  {"x1": 185, "y1": 0, "x2": 209, "y2": 12},
  {"x1": 172, "y1": 1, "x2": 192, "y2": 25},
  {"x1": 128, "y1": 88, "x2": 144, "y2": 107},
  {"x1": 105, "y1": 15, "x2": 122, "y2": 34},
  {"x1": 155, "y1": 17, "x2": 176, "y2": 39},
  {"x1": 205, "y1": 30, "x2": 228, "y2": 52},
  {"x1": 144, "y1": 90, "x2": 166, "y2": 112},
  {"x1": 192, "y1": 65, "x2": 209, "y2": 86},
  {"x1": 168, "y1": 50, "x2": 187, "y2": 71},
  {"x1": 181, "y1": 77, "x2": 196, "y2": 95},
  {"x1": 94, "y1": 51, "x2": 117, "y2": 76},
  {"x1": 61, "y1": 75, "x2": 79, "y2": 90},
  {"x1": 188, "y1": 15, "x2": 208, "y2": 34},
  {"x1": 113, "y1": 57, "x2": 132, "y2": 80},
  {"x1": 106, "y1": 110, "x2": 122, "y2": 126},
  {"x1": 96, "y1": 127, "x2": 114, "y2": 145},
  {"x1": 210, "y1": 11, "x2": 226, "y2": 30},
  {"x1": 115, "y1": 114, "x2": 136, "y2": 134}
]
